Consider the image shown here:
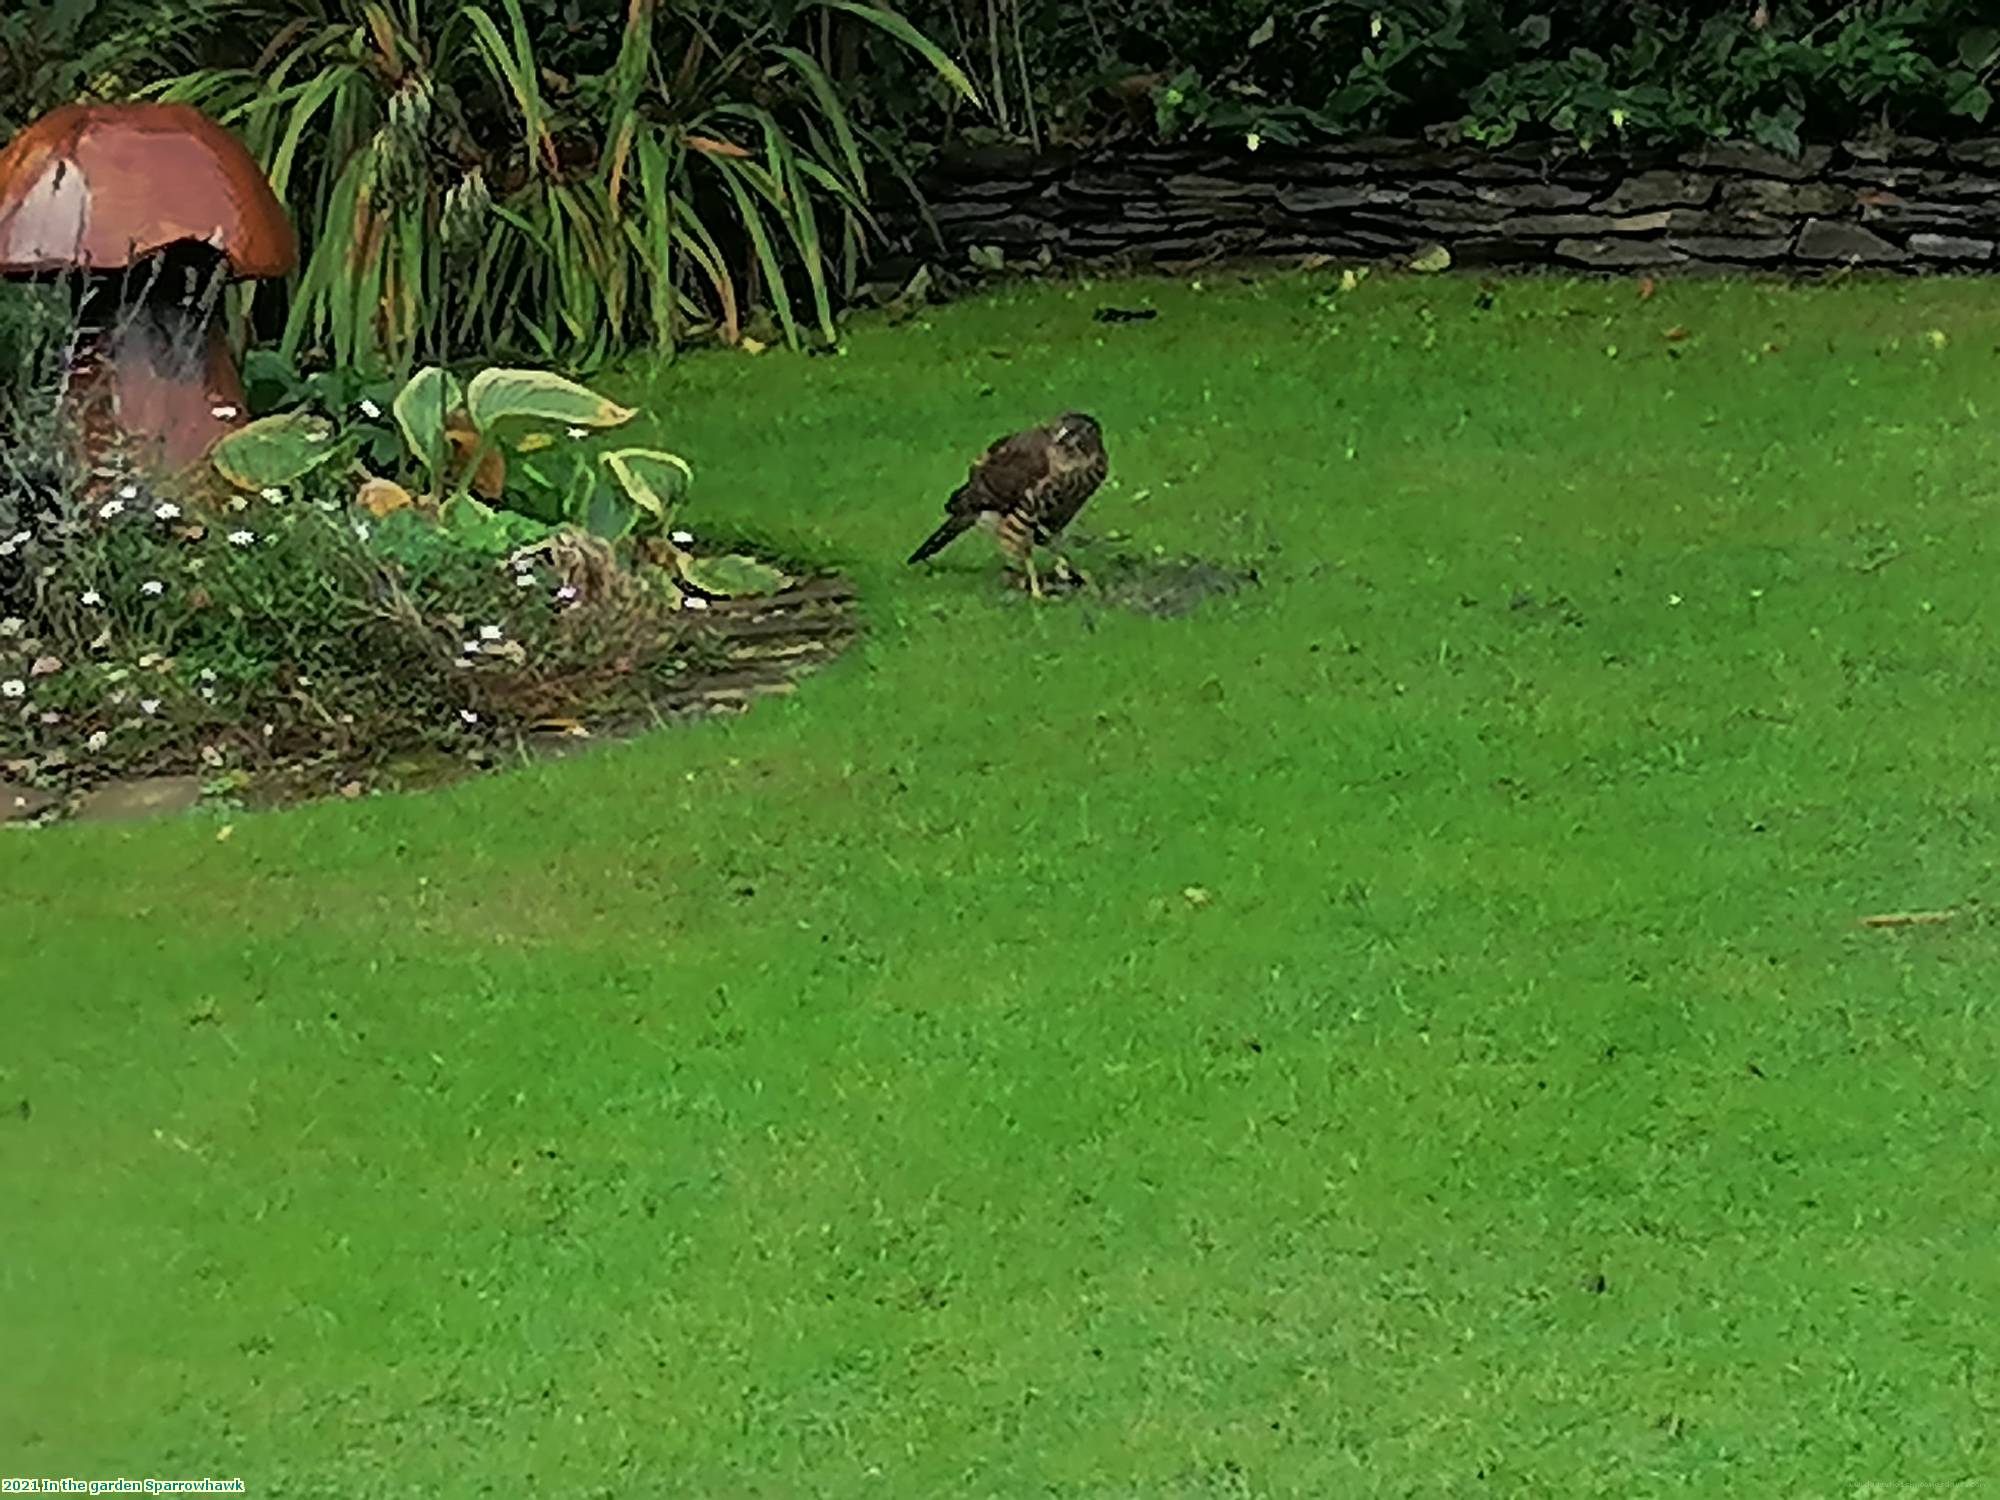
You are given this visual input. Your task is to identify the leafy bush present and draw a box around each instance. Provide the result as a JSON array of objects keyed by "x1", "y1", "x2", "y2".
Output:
[
  {"x1": 883, "y1": 0, "x2": 2000, "y2": 156},
  {"x1": 122, "y1": 0, "x2": 976, "y2": 371},
  {"x1": 0, "y1": 287, "x2": 765, "y2": 791},
  {"x1": 228, "y1": 351, "x2": 782, "y2": 599},
  {"x1": 0, "y1": 0, "x2": 219, "y2": 137}
]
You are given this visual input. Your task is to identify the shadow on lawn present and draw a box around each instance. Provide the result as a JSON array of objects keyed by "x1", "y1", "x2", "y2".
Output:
[{"x1": 1013, "y1": 543, "x2": 1262, "y2": 618}]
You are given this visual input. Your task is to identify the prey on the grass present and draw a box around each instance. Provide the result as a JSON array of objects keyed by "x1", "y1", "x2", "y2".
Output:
[{"x1": 907, "y1": 412, "x2": 1108, "y2": 598}]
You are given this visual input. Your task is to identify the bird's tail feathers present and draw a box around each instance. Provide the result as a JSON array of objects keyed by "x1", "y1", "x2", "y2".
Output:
[{"x1": 907, "y1": 506, "x2": 973, "y2": 565}]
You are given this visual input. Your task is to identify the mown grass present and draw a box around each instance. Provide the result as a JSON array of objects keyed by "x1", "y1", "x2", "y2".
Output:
[{"x1": 4, "y1": 269, "x2": 1999, "y2": 1497}]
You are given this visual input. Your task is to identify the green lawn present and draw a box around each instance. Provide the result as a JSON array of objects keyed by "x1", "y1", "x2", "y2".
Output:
[{"x1": 5, "y1": 269, "x2": 1999, "y2": 1497}]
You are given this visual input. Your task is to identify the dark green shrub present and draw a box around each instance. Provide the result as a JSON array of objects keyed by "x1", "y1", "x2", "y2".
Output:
[{"x1": 881, "y1": 0, "x2": 2000, "y2": 154}]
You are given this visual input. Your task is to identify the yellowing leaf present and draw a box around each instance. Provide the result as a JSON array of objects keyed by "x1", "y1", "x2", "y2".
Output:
[
  {"x1": 1408, "y1": 244, "x2": 1452, "y2": 274},
  {"x1": 445, "y1": 424, "x2": 507, "y2": 500},
  {"x1": 515, "y1": 432, "x2": 557, "y2": 453},
  {"x1": 357, "y1": 477, "x2": 415, "y2": 517},
  {"x1": 685, "y1": 133, "x2": 752, "y2": 158},
  {"x1": 464, "y1": 368, "x2": 634, "y2": 435}
]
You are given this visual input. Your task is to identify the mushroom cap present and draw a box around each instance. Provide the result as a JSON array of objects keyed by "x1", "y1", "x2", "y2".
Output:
[{"x1": 0, "y1": 102, "x2": 297, "y2": 280}]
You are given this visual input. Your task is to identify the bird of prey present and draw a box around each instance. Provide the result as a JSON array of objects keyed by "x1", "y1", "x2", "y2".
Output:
[{"x1": 907, "y1": 412, "x2": 1108, "y2": 597}]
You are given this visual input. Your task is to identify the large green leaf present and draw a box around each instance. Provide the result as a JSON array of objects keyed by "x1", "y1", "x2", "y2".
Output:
[
  {"x1": 209, "y1": 412, "x2": 339, "y2": 491},
  {"x1": 602, "y1": 447, "x2": 694, "y2": 522},
  {"x1": 680, "y1": 553, "x2": 790, "y2": 598},
  {"x1": 464, "y1": 368, "x2": 636, "y2": 435},
  {"x1": 393, "y1": 366, "x2": 465, "y2": 472}
]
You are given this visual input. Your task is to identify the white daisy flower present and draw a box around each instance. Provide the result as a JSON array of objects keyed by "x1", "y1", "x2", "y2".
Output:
[
  {"x1": 139, "y1": 698, "x2": 161, "y2": 716},
  {"x1": 479, "y1": 624, "x2": 502, "y2": 641},
  {"x1": 670, "y1": 529, "x2": 694, "y2": 545},
  {"x1": 683, "y1": 595, "x2": 710, "y2": 612},
  {"x1": 141, "y1": 579, "x2": 165, "y2": 596},
  {"x1": 80, "y1": 589, "x2": 102, "y2": 607},
  {"x1": 154, "y1": 501, "x2": 182, "y2": 521},
  {"x1": 567, "y1": 426, "x2": 589, "y2": 440},
  {"x1": 260, "y1": 486, "x2": 284, "y2": 502},
  {"x1": 86, "y1": 730, "x2": 109, "y2": 752},
  {"x1": 118, "y1": 483, "x2": 140, "y2": 501},
  {"x1": 0, "y1": 679, "x2": 23, "y2": 699},
  {"x1": 359, "y1": 397, "x2": 382, "y2": 419},
  {"x1": 228, "y1": 530, "x2": 256, "y2": 547},
  {"x1": 98, "y1": 498, "x2": 126, "y2": 519},
  {"x1": 462, "y1": 640, "x2": 480, "y2": 655}
]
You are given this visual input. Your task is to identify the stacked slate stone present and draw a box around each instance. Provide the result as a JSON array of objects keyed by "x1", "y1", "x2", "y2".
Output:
[{"x1": 896, "y1": 134, "x2": 2000, "y2": 273}]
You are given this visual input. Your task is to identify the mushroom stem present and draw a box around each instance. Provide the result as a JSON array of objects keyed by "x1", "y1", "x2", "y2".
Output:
[
  {"x1": 70, "y1": 302, "x2": 244, "y2": 474},
  {"x1": 65, "y1": 250, "x2": 244, "y2": 475}
]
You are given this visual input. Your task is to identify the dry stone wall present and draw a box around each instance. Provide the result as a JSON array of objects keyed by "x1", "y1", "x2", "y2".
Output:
[{"x1": 893, "y1": 135, "x2": 2000, "y2": 273}]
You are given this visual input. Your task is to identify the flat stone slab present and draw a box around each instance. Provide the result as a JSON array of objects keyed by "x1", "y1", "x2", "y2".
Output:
[
  {"x1": 1794, "y1": 217, "x2": 1907, "y2": 262},
  {"x1": 1, "y1": 779, "x2": 58, "y2": 824},
  {"x1": 73, "y1": 776, "x2": 205, "y2": 822}
]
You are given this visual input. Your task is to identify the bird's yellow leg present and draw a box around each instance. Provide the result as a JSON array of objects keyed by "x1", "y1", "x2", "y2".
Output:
[
  {"x1": 1025, "y1": 552, "x2": 1044, "y2": 600},
  {"x1": 1051, "y1": 550, "x2": 1090, "y2": 589}
]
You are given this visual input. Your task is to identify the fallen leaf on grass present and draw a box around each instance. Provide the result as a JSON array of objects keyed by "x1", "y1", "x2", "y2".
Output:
[{"x1": 1859, "y1": 909, "x2": 1958, "y2": 928}]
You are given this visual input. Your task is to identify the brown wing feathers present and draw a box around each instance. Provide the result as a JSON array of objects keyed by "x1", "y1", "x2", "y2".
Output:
[
  {"x1": 908, "y1": 415, "x2": 1106, "y2": 577},
  {"x1": 906, "y1": 427, "x2": 1055, "y2": 564}
]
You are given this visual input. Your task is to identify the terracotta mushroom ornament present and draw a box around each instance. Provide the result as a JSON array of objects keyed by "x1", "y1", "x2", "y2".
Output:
[{"x1": 0, "y1": 102, "x2": 297, "y2": 474}]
